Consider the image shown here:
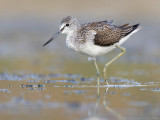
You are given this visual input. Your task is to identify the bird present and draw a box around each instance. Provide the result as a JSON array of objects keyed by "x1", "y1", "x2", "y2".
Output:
[{"x1": 43, "y1": 16, "x2": 141, "y2": 85}]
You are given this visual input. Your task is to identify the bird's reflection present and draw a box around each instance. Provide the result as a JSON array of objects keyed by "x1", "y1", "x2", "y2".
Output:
[
  {"x1": 90, "y1": 77, "x2": 125, "y2": 120},
  {"x1": 94, "y1": 84, "x2": 100, "y2": 116},
  {"x1": 103, "y1": 87, "x2": 124, "y2": 120}
]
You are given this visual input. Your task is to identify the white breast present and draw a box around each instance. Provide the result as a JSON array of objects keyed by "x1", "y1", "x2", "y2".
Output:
[{"x1": 66, "y1": 35, "x2": 78, "y2": 51}]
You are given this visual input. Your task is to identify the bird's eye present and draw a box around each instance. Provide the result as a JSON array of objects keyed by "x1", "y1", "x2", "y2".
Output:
[{"x1": 66, "y1": 24, "x2": 69, "y2": 26}]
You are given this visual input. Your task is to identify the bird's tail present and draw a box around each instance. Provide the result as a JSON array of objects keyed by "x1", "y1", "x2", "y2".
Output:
[{"x1": 119, "y1": 24, "x2": 141, "y2": 37}]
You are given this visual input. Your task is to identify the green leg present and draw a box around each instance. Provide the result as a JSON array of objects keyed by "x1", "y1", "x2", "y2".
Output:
[
  {"x1": 93, "y1": 59, "x2": 100, "y2": 86},
  {"x1": 103, "y1": 45, "x2": 126, "y2": 84}
]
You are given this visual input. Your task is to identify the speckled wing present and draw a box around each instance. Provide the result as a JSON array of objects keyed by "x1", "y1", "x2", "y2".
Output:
[
  {"x1": 94, "y1": 22, "x2": 140, "y2": 46},
  {"x1": 79, "y1": 21, "x2": 139, "y2": 46},
  {"x1": 93, "y1": 22, "x2": 134, "y2": 46},
  {"x1": 79, "y1": 21, "x2": 116, "y2": 44},
  {"x1": 93, "y1": 25, "x2": 122, "y2": 46}
]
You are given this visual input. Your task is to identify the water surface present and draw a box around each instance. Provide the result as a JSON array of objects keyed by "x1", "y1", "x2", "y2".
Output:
[{"x1": 0, "y1": 59, "x2": 159, "y2": 120}]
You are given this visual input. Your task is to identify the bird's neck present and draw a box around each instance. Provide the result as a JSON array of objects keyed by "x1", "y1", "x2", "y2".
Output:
[
  {"x1": 65, "y1": 24, "x2": 81, "y2": 50},
  {"x1": 66, "y1": 25, "x2": 80, "y2": 38},
  {"x1": 66, "y1": 29, "x2": 79, "y2": 51}
]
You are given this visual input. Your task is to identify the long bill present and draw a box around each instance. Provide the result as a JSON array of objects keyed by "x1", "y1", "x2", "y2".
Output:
[{"x1": 43, "y1": 31, "x2": 61, "y2": 46}]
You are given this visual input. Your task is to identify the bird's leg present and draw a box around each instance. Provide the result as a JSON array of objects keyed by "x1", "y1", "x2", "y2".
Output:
[
  {"x1": 88, "y1": 57, "x2": 100, "y2": 86},
  {"x1": 94, "y1": 60, "x2": 100, "y2": 86},
  {"x1": 103, "y1": 45, "x2": 126, "y2": 84}
]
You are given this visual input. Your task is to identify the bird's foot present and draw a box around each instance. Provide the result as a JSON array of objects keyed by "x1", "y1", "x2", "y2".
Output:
[{"x1": 105, "y1": 78, "x2": 109, "y2": 85}]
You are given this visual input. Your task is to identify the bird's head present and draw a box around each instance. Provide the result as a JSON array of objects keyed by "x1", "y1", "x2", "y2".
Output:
[{"x1": 43, "y1": 16, "x2": 80, "y2": 46}]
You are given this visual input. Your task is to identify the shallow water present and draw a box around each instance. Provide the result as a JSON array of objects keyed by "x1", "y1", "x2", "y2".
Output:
[
  {"x1": 0, "y1": 22, "x2": 160, "y2": 119},
  {"x1": 0, "y1": 0, "x2": 160, "y2": 119},
  {"x1": 0, "y1": 59, "x2": 160, "y2": 120}
]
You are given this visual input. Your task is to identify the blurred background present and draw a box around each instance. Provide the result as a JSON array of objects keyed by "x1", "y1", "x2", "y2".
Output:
[
  {"x1": 0, "y1": 1, "x2": 160, "y2": 120},
  {"x1": 0, "y1": 0, "x2": 160, "y2": 73}
]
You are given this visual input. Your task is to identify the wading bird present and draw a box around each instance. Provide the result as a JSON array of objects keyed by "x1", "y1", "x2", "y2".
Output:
[{"x1": 43, "y1": 16, "x2": 141, "y2": 85}]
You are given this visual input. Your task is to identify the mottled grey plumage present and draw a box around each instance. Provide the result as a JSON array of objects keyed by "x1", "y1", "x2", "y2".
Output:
[
  {"x1": 79, "y1": 21, "x2": 139, "y2": 46},
  {"x1": 43, "y1": 16, "x2": 140, "y2": 57},
  {"x1": 43, "y1": 16, "x2": 141, "y2": 85},
  {"x1": 61, "y1": 16, "x2": 72, "y2": 24}
]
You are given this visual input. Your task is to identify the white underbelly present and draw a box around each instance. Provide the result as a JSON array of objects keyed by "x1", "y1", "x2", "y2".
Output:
[{"x1": 79, "y1": 43, "x2": 116, "y2": 57}]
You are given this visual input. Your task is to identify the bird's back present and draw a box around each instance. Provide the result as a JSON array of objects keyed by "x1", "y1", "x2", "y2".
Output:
[{"x1": 78, "y1": 20, "x2": 140, "y2": 46}]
